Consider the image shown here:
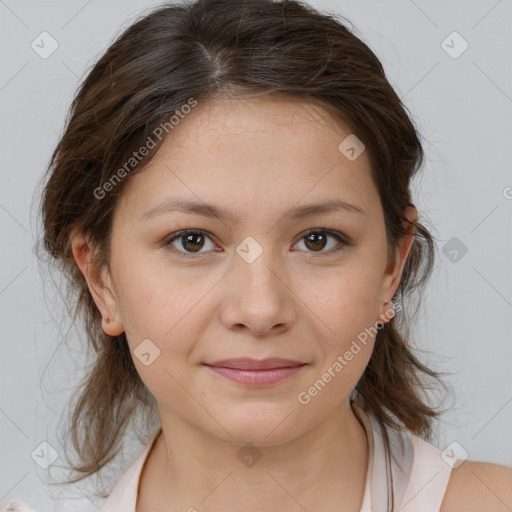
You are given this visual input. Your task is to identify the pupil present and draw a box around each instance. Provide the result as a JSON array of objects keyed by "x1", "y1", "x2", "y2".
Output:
[
  {"x1": 305, "y1": 232, "x2": 326, "y2": 251},
  {"x1": 184, "y1": 233, "x2": 203, "y2": 252}
]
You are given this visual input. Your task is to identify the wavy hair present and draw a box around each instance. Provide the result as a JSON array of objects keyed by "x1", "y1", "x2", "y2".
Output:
[{"x1": 36, "y1": 0, "x2": 452, "y2": 503}]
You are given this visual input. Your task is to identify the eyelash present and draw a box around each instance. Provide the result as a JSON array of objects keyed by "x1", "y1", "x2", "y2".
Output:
[{"x1": 163, "y1": 229, "x2": 351, "y2": 259}]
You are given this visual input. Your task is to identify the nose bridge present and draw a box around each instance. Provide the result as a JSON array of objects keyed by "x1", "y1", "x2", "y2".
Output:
[
  {"x1": 234, "y1": 233, "x2": 282, "y2": 291},
  {"x1": 223, "y1": 233, "x2": 292, "y2": 328},
  {"x1": 216, "y1": 217, "x2": 302, "y2": 335}
]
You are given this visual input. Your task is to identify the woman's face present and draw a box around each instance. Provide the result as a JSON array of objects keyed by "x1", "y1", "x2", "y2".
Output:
[{"x1": 76, "y1": 96, "x2": 415, "y2": 446}]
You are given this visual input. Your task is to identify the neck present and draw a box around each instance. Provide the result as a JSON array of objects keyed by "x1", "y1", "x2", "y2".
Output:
[{"x1": 140, "y1": 401, "x2": 370, "y2": 512}]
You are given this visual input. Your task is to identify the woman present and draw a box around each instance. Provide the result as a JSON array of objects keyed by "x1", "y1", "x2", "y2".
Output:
[{"x1": 5, "y1": 0, "x2": 511, "y2": 510}]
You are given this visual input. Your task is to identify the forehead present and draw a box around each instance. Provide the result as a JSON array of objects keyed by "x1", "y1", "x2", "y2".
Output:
[
  {"x1": 115, "y1": 96, "x2": 379, "y2": 222},
  {"x1": 162, "y1": 95, "x2": 354, "y2": 149}
]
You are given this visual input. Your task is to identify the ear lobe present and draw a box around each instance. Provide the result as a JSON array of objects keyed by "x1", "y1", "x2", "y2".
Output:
[{"x1": 70, "y1": 230, "x2": 124, "y2": 336}]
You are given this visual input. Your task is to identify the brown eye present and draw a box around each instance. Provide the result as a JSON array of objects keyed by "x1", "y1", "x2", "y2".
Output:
[
  {"x1": 163, "y1": 228, "x2": 350, "y2": 259},
  {"x1": 304, "y1": 232, "x2": 328, "y2": 251},
  {"x1": 165, "y1": 230, "x2": 217, "y2": 256},
  {"x1": 293, "y1": 229, "x2": 350, "y2": 256},
  {"x1": 180, "y1": 232, "x2": 205, "y2": 252}
]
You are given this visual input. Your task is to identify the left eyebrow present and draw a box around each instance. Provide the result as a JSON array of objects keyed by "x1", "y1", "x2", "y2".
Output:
[{"x1": 140, "y1": 197, "x2": 366, "y2": 223}]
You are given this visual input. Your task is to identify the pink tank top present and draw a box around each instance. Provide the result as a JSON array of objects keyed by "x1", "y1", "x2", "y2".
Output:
[
  {"x1": 98, "y1": 404, "x2": 455, "y2": 512},
  {"x1": 1, "y1": 406, "x2": 454, "y2": 511}
]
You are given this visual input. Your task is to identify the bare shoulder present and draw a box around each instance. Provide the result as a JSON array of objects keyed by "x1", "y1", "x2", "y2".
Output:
[{"x1": 440, "y1": 460, "x2": 512, "y2": 512}]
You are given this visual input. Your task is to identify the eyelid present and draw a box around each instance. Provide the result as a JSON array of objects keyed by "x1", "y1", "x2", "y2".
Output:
[{"x1": 164, "y1": 228, "x2": 351, "y2": 258}]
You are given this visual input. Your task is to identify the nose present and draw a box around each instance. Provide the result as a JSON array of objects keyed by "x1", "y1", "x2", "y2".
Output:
[{"x1": 219, "y1": 242, "x2": 297, "y2": 337}]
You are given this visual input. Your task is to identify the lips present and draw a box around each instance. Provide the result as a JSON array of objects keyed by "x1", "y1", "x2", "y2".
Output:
[{"x1": 204, "y1": 358, "x2": 306, "y2": 370}]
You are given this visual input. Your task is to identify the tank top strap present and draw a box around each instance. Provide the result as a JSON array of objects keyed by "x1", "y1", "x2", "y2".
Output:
[
  {"x1": 353, "y1": 402, "x2": 414, "y2": 512},
  {"x1": 352, "y1": 402, "x2": 453, "y2": 512},
  {"x1": 376, "y1": 412, "x2": 415, "y2": 511},
  {"x1": 398, "y1": 435, "x2": 454, "y2": 511}
]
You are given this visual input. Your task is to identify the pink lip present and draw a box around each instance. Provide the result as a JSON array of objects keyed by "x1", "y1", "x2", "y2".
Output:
[
  {"x1": 203, "y1": 358, "x2": 307, "y2": 387},
  {"x1": 206, "y1": 366, "x2": 305, "y2": 386},
  {"x1": 205, "y1": 358, "x2": 305, "y2": 370}
]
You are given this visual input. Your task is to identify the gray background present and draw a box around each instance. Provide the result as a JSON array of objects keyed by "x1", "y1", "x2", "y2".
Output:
[{"x1": 1, "y1": 0, "x2": 511, "y2": 510}]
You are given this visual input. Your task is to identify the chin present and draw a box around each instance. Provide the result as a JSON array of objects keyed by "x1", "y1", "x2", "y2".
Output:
[{"x1": 207, "y1": 408, "x2": 307, "y2": 447}]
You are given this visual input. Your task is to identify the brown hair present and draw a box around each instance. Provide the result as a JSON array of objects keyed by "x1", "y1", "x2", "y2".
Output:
[{"x1": 37, "y1": 0, "x2": 452, "y2": 502}]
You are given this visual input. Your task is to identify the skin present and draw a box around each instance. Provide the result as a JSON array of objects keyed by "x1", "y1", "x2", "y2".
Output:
[{"x1": 71, "y1": 95, "x2": 419, "y2": 512}]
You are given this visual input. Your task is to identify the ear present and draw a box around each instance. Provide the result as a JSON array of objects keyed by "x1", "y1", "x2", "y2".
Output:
[
  {"x1": 70, "y1": 229, "x2": 124, "y2": 336},
  {"x1": 378, "y1": 205, "x2": 418, "y2": 323}
]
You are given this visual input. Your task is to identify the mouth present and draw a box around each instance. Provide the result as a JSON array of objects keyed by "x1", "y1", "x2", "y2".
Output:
[
  {"x1": 204, "y1": 358, "x2": 306, "y2": 370},
  {"x1": 203, "y1": 358, "x2": 307, "y2": 387}
]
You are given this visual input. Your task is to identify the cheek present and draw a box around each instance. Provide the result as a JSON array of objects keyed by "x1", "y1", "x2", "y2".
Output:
[
  {"x1": 116, "y1": 271, "x2": 202, "y2": 400},
  {"x1": 308, "y1": 267, "x2": 381, "y2": 338},
  {"x1": 305, "y1": 278, "x2": 378, "y2": 393},
  {"x1": 113, "y1": 246, "x2": 190, "y2": 334},
  {"x1": 113, "y1": 257, "x2": 212, "y2": 374},
  {"x1": 303, "y1": 270, "x2": 381, "y2": 391}
]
